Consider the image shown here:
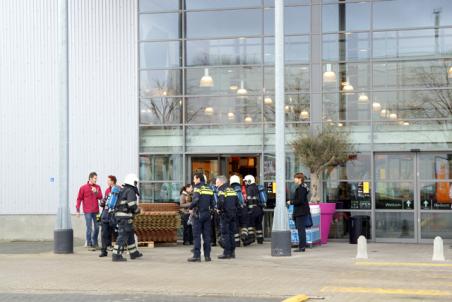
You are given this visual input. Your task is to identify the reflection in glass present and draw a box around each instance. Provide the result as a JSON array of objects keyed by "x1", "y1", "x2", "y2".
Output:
[
  {"x1": 375, "y1": 182, "x2": 414, "y2": 210},
  {"x1": 322, "y1": 2, "x2": 371, "y2": 33},
  {"x1": 264, "y1": 36, "x2": 310, "y2": 64},
  {"x1": 373, "y1": 60, "x2": 452, "y2": 89},
  {"x1": 139, "y1": 0, "x2": 180, "y2": 12},
  {"x1": 263, "y1": 153, "x2": 310, "y2": 181},
  {"x1": 140, "y1": 182, "x2": 182, "y2": 202},
  {"x1": 186, "y1": 38, "x2": 261, "y2": 66},
  {"x1": 264, "y1": 123, "x2": 310, "y2": 150},
  {"x1": 373, "y1": 29, "x2": 452, "y2": 59},
  {"x1": 419, "y1": 153, "x2": 452, "y2": 180},
  {"x1": 322, "y1": 63, "x2": 370, "y2": 92},
  {"x1": 420, "y1": 182, "x2": 452, "y2": 210},
  {"x1": 140, "y1": 126, "x2": 183, "y2": 153},
  {"x1": 264, "y1": 66, "x2": 310, "y2": 93},
  {"x1": 321, "y1": 122, "x2": 372, "y2": 150},
  {"x1": 330, "y1": 212, "x2": 372, "y2": 240},
  {"x1": 140, "y1": 98, "x2": 182, "y2": 125},
  {"x1": 323, "y1": 32, "x2": 370, "y2": 61},
  {"x1": 140, "y1": 69, "x2": 182, "y2": 97},
  {"x1": 264, "y1": 6, "x2": 311, "y2": 35},
  {"x1": 325, "y1": 153, "x2": 371, "y2": 181},
  {"x1": 375, "y1": 212, "x2": 414, "y2": 239},
  {"x1": 140, "y1": 13, "x2": 181, "y2": 40},
  {"x1": 186, "y1": 96, "x2": 261, "y2": 124},
  {"x1": 375, "y1": 154, "x2": 414, "y2": 180},
  {"x1": 373, "y1": 90, "x2": 452, "y2": 120},
  {"x1": 186, "y1": 66, "x2": 262, "y2": 96},
  {"x1": 323, "y1": 93, "x2": 370, "y2": 121},
  {"x1": 324, "y1": 181, "x2": 372, "y2": 210},
  {"x1": 140, "y1": 41, "x2": 182, "y2": 69},
  {"x1": 373, "y1": 121, "x2": 452, "y2": 151},
  {"x1": 264, "y1": 94, "x2": 310, "y2": 122},
  {"x1": 186, "y1": 10, "x2": 261, "y2": 39},
  {"x1": 373, "y1": 0, "x2": 452, "y2": 30},
  {"x1": 139, "y1": 155, "x2": 183, "y2": 181},
  {"x1": 421, "y1": 213, "x2": 452, "y2": 239},
  {"x1": 186, "y1": 0, "x2": 261, "y2": 10}
]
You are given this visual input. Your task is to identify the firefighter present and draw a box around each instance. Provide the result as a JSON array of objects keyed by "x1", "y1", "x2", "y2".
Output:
[
  {"x1": 99, "y1": 175, "x2": 118, "y2": 257},
  {"x1": 216, "y1": 175, "x2": 240, "y2": 259},
  {"x1": 187, "y1": 173, "x2": 215, "y2": 262},
  {"x1": 244, "y1": 175, "x2": 264, "y2": 245},
  {"x1": 112, "y1": 173, "x2": 143, "y2": 262},
  {"x1": 230, "y1": 175, "x2": 248, "y2": 247}
]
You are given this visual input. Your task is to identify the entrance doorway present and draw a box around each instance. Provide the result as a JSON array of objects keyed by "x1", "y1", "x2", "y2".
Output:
[
  {"x1": 189, "y1": 155, "x2": 260, "y2": 184},
  {"x1": 374, "y1": 152, "x2": 452, "y2": 243}
]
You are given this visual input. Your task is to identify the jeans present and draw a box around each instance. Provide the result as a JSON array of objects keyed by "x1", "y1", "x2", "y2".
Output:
[
  {"x1": 84, "y1": 213, "x2": 99, "y2": 246},
  {"x1": 295, "y1": 215, "x2": 307, "y2": 249}
]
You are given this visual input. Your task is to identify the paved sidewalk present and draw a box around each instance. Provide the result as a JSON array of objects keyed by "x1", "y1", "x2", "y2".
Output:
[{"x1": 0, "y1": 241, "x2": 452, "y2": 302}]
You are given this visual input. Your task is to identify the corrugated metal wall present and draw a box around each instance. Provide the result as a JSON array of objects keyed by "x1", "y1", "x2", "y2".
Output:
[{"x1": 0, "y1": 0, "x2": 138, "y2": 214}]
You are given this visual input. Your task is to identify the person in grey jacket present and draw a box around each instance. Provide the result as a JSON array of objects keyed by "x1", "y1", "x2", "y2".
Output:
[{"x1": 180, "y1": 184, "x2": 193, "y2": 245}]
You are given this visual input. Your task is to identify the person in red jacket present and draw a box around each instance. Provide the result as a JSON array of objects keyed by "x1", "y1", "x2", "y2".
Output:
[{"x1": 76, "y1": 172, "x2": 103, "y2": 250}]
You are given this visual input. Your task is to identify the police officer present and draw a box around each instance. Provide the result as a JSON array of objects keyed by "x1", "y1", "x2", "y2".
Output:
[
  {"x1": 230, "y1": 175, "x2": 247, "y2": 247},
  {"x1": 187, "y1": 173, "x2": 215, "y2": 262},
  {"x1": 216, "y1": 175, "x2": 240, "y2": 259},
  {"x1": 112, "y1": 173, "x2": 143, "y2": 262},
  {"x1": 244, "y1": 175, "x2": 264, "y2": 245}
]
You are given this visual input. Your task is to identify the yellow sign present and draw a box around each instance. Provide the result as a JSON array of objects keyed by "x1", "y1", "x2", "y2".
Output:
[
  {"x1": 363, "y1": 181, "x2": 370, "y2": 194},
  {"x1": 272, "y1": 182, "x2": 276, "y2": 193}
]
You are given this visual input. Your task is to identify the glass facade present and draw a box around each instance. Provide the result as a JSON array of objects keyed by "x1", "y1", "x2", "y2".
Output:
[{"x1": 139, "y1": 0, "x2": 452, "y2": 242}]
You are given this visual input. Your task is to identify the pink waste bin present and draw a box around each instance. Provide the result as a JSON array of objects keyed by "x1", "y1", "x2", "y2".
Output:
[{"x1": 319, "y1": 203, "x2": 336, "y2": 244}]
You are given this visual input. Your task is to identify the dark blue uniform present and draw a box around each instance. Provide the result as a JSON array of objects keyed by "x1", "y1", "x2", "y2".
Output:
[
  {"x1": 189, "y1": 182, "x2": 215, "y2": 260},
  {"x1": 217, "y1": 184, "x2": 240, "y2": 257},
  {"x1": 246, "y1": 183, "x2": 264, "y2": 245}
]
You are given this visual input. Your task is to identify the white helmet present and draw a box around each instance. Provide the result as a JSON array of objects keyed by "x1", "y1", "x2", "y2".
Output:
[
  {"x1": 230, "y1": 175, "x2": 240, "y2": 185},
  {"x1": 124, "y1": 173, "x2": 139, "y2": 187},
  {"x1": 244, "y1": 175, "x2": 255, "y2": 185}
]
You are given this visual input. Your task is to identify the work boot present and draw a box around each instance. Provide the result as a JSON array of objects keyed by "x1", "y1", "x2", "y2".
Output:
[
  {"x1": 99, "y1": 250, "x2": 108, "y2": 257},
  {"x1": 235, "y1": 241, "x2": 241, "y2": 248},
  {"x1": 187, "y1": 257, "x2": 201, "y2": 262},
  {"x1": 112, "y1": 254, "x2": 127, "y2": 262},
  {"x1": 130, "y1": 251, "x2": 143, "y2": 260},
  {"x1": 230, "y1": 252, "x2": 236, "y2": 259},
  {"x1": 293, "y1": 248, "x2": 306, "y2": 253},
  {"x1": 217, "y1": 254, "x2": 231, "y2": 260},
  {"x1": 204, "y1": 256, "x2": 212, "y2": 262}
]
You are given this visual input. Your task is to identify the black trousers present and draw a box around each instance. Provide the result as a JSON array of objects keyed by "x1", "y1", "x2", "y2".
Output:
[
  {"x1": 295, "y1": 215, "x2": 307, "y2": 249},
  {"x1": 248, "y1": 206, "x2": 264, "y2": 243},
  {"x1": 181, "y1": 213, "x2": 193, "y2": 244},
  {"x1": 100, "y1": 221, "x2": 114, "y2": 252},
  {"x1": 192, "y1": 213, "x2": 211, "y2": 258},
  {"x1": 113, "y1": 218, "x2": 137, "y2": 256},
  {"x1": 211, "y1": 211, "x2": 219, "y2": 245},
  {"x1": 220, "y1": 216, "x2": 236, "y2": 256}
]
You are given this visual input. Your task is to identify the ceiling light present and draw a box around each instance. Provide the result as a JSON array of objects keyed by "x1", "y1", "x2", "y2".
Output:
[
  {"x1": 403, "y1": 121, "x2": 410, "y2": 126},
  {"x1": 162, "y1": 90, "x2": 167, "y2": 96},
  {"x1": 323, "y1": 63, "x2": 337, "y2": 83},
  {"x1": 229, "y1": 85, "x2": 238, "y2": 91},
  {"x1": 380, "y1": 109, "x2": 387, "y2": 117},
  {"x1": 338, "y1": 122, "x2": 343, "y2": 127},
  {"x1": 358, "y1": 93, "x2": 369, "y2": 102},
  {"x1": 342, "y1": 78, "x2": 354, "y2": 94},
  {"x1": 300, "y1": 110, "x2": 309, "y2": 119},
  {"x1": 264, "y1": 96, "x2": 273, "y2": 105},
  {"x1": 227, "y1": 112, "x2": 235, "y2": 120},
  {"x1": 204, "y1": 107, "x2": 214, "y2": 115},
  {"x1": 244, "y1": 116, "x2": 253, "y2": 123},
  {"x1": 284, "y1": 105, "x2": 291, "y2": 113},
  {"x1": 372, "y1": 102, "x2": 381, "y2": 112},
  {"x1": 200, "y1": 68, "x2": 214, "y2": 87},
  {"x1": 448, "y1": 66, "x2": 452, "y2": 79},
  {"x1": 389, "y1": 113, "x2": 397, "y2": 120},
  {"x1": 237, "y1": 80, "x2": 247, "y2": 95}
]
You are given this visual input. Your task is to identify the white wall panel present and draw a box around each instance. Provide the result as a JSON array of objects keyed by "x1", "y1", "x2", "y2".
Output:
[{"x1": 0, "y1": 0, "x2": 138, "y2": 214}]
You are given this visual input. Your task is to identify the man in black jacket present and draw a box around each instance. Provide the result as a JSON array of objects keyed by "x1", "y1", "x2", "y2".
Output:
[{"x1": 287, "y1": 173, "x2": 310, "y2": 252}]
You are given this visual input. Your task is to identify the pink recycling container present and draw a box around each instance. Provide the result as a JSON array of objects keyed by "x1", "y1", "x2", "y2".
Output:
[{"x1": 319, "y1": 202, "x2": 336, "y2": 244}]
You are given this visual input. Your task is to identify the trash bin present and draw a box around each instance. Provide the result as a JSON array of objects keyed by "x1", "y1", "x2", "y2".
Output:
[{"x1": 349, "y1": 215, "x2": 371, "y2": 244}]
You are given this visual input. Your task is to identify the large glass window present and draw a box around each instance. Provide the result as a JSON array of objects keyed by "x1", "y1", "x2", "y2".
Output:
[
  {"x1": 323, "y1": 32, "x2": 370, "y2": 61},
  {"x1": 264, "y1": 94, "x2": 310, "y2": 123},
  {"x1": 140, "y1": 13, "x2": 181, "y2": 40},
  {"x1": 322, "y1": 2, "x2": 371, "y2": 33},
  {"x1": 140, "y1": 98, "x2": 183, "y2": 125},
  {"x1": 264, "y1": 6, "x2": 311, "y2": 35},
  {"x1": 186, "y1": 0, "x2": 262, "y2": 10},
  {"x1": 139, "y1": 0, "x2": 180, "y2": 12},
  {"x1": 264, "y1": 65, "x2": 310, "y2": 93},
  {"x1": 140, "y1": 69, "x2": 182, "y2": 97},
  {"x1": 264, "y1": 36, "x2": 310, "y2": 65},
  {"x1": 140, "y1": 126, "x2": 184, "y2": 153},
  {"x1": 140, "y1": 41, "x2": 182, "y2": 69},
  {"x1": 139, "y1": 155, "x2": 183, "y2": 181}
]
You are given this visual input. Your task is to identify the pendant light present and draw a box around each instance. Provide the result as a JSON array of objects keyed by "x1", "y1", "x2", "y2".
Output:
[
  {"x1": 229, "y1": 84, "x2": 238, "y2": 91},
  {"x1": 200, "y1": 68, "x2": 214, "y2": 87},
  {"x1": 342, "y1": 78, "x2": 354, "y2": 94},
  {"x1": 244, "y1": 116, "x2": 253, "y2": 123},
  {"x1": 264, "y1": 96, "x2": 273, "y2": 105},
  {"x1": 337, "y1": 122, "x2": 344, "y2": 127},
  {"x1": 403, "y1": 121, "x2": 410, "y2": 126},
  {"x1": 358, "y1": 93, "x2": 369, "y2": 102},
  {"x1": 389, "y1": 113, "x2": 397, "y2": 120},
  {"x1": 448, "y1": 66, "x2": 452, "y2": 79},
  {"x1": 237, "y1": 80, "x2": 247, "y2": 95},
  {"x1": 380, "y1": 109, "x2": 387, "y2": 118},
  {"x1": 323, "y1": 64, "x2": 337, "y2": 83},
  {"x1": 300, "y1": 110, "x2": 309, "y2": 120},
  {"x1": 204, "y1": 107, "x2": 214, "y2": 115},
  {"x1": 372, "y1": 102, "x2": 381, "y2": 112},
  {"x1": 227, "y1": 112, "x2": 235, "y2": 120}
]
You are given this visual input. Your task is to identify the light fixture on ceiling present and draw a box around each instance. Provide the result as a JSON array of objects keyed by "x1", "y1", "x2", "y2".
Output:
[
  {"x1": 338, "y1": 122, "x2": 344, "y2": 127},
  {"x1": 380, "y1": 109, "x2": 387, "y2": 118},
  {"x1": 372, "y1": 102, "x2": 381, "y2": 112},
  {"x1": 200, "y1": 68, "x2": 214, "y2": 87},
  {"x1": 300, "y1": 110, "x2": 309, "y2": 119},
  {"x1": 448, "y1": 66, "x2": 452, "y2": 79},
  {"x1": 342, "y1": 78, "x2": 354, "y2": 94},
  {"x1": 204, "y1": 107, "x2": 214, "y2": 115},
  {"x1": 162, "y1": 90, "x2": 167, "y2": 96},
  {"x1": 403, "y1": 121, "x2": 410, "y2": 126},
  {"x1": 244, "y1": 116, "x2": 253, "y2": 123},
  {"x1": 389, "y1": 113, "x2": 397, "y2": 120},
  {"x1": 264, "y1": 96, "x2": 273, "y2": 105},
  {"x1": 358, "y1": 93, "x2": 369, "y2": 102},
  {"x1": 227, "y1": 112, "x2": 235, "y2": 120},
  {"x1": 237, "y1": 80, "x2": 247, "y2": 95},
  {"x1": 323, "y1": 63, "x2": 337, "y2": 83},
  {"x1": 229, "y1": 85, "x2": 238, "y2": 91},
  {"x1": 284, "y1": 105, "x2": 291, "y2": 113}
]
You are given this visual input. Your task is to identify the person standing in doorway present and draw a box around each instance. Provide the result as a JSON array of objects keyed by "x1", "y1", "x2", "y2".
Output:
[
  {"x1": 179, "y1": 184, "x2": 193, "y2": 245},
  {"x1": 76, "y1": 172, "x2": 103, "y2": 250},
  {"x1": 287, "y1": 173, "x2": 310, "y2": 252}
]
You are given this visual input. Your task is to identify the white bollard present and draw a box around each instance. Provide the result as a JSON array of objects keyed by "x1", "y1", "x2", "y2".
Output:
[
  {"x1": 356, "y1": 235, "x2": 368, "y2": 259},
  {"x1": 432, "y1": 236, "x2": 445, "y2": 262}
]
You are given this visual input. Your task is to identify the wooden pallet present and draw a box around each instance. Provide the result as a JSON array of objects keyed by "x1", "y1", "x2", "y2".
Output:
[{"x1": 137, "y1": 241, "x2": 154, "y2": 248}]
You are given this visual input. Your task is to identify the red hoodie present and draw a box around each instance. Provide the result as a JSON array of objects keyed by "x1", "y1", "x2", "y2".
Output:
[{"x1": 76, "y1": 182, "x2": 103, "y2": 214}]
